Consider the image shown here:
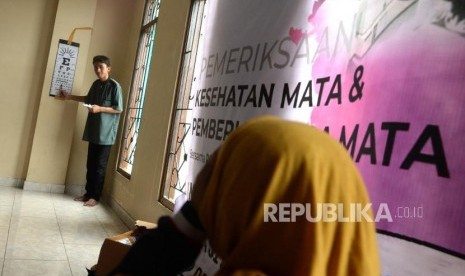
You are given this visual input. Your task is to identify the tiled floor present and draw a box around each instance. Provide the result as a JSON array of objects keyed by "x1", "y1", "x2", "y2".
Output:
[
  {"x1": 0, "y1": 186, "x2": 129, "y2": 276},
  {"x1": 1, "y1": 186, "x2": 465, "y2": 276},
  {"x1": 377, "y1": 234, "x2": 465, "y2": 276}
]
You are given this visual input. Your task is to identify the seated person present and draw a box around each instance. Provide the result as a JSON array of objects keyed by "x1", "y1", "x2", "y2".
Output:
[{"x1": 111, "y1": 116, "x2": 380, "y2": 276}]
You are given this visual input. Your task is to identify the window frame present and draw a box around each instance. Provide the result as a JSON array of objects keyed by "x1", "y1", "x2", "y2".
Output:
[
  {"x1": 117, "y1": 0, "x2": 161, "y2": 178},
  {"x1": 159, "y1": 0, "x2": 206, "y2": 210}
]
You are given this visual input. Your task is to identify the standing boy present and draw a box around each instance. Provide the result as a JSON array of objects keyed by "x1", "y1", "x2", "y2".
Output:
[{"x1": 56, "y1": 55, "x2": 123, "y2": 207}]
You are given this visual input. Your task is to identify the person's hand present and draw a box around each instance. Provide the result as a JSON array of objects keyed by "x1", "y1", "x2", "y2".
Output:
[
  {"x1": 88, "y1": 105, "x2": 102, "y2": 113},
  {"x1": 55, "y1": 90, "x2": 68, "y2": 100}
]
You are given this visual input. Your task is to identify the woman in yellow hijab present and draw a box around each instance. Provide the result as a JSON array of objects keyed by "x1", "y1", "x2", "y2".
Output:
[
  {"x1": 192, "y1": 116, "x2": 380, "y2": 275},
  {"x1": 112, "y1": 116, "x2": 380, "y2": 275}
]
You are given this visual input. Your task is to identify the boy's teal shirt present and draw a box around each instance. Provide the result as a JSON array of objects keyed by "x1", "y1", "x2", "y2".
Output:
[{"x1": 83, "y1": 78, "x2": 123, "y2": 145}]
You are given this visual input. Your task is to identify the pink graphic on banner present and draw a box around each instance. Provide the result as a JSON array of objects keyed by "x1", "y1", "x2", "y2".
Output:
[{"x1": 306, "y1": 1, "x2": 465, "y2": 256}]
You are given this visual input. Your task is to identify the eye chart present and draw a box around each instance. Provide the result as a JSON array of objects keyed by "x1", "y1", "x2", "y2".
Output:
[{"x1": 49, "y1": 39, "x2": 79, "y2": 96}]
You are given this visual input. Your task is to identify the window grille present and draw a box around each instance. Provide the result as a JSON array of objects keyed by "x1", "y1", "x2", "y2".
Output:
[
  {"x1": 118, "y1": 0, "x2": 161, "y2": 177},
  {"x1": 160, "y1": 0, "x2": 206, "y2": 209}
]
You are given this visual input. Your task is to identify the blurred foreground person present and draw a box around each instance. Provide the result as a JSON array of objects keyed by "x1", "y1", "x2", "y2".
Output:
[{"x1": 111, "y1": 116, "x2": 380, "y2": 276}]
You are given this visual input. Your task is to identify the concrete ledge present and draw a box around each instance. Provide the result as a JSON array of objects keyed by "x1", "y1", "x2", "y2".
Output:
[{"x1": 23, "y1": 181, "x2": 65, "y2": 194}]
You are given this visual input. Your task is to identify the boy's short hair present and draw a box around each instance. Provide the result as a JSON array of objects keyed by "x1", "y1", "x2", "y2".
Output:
[{"x1": 93, "y1": 55, "x2": 111, "y2": 67}]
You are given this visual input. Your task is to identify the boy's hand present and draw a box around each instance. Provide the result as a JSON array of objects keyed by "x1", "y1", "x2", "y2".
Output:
[
  {"x1": 88, "y1": 105, "x2": 102, "y2": 113},
  {"x1": 55, "y1": 90, "x2": 68, "y2": 101}
]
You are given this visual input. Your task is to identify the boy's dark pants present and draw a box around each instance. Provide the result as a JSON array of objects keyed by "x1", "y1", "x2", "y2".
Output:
[{"x1": 85, "y1": 143, "x2": 112, "y2": 201}]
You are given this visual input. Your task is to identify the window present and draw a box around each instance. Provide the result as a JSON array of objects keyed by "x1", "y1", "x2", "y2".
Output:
[
  {"x1": 159, "y1": 0, "x2": 206, "y2": 209},
  {"x1": 118, "y1": 0, "x2": 161, "y2": 177}
]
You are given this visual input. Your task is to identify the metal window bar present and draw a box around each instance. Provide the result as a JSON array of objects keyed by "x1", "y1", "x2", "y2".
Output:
[
  {"x1": 160, "y1": 0, "x2": 206, "y2": 209},
  {"x1": 118, "y1": 0, "x2": 160, "y2": 177}
]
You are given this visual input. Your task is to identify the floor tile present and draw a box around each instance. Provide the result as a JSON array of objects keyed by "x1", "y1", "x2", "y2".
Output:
[
  {"x1": 0, "y1": 206, "x2": 12, "y2": 227},
  {"x1": 8, "y1": 216, "x2": 62, "y2": 244},
  {"x1": 50, "y1": 192, "x2": 78, "y2": 205},
  {"x1": 65, "y1": 243, "x2": 101, "y2": 276},
  {"x1": 11, "y1": 203, "x2": 56, "y2": 219},
  {"x1": 94, "y1": 209, "x2": 129, "y2": 237},
  {"x1": 5, "y1": 239, "x2": 67, "y2": 261},
  {"x1": 0, "y1": 188, "x2": 15, "y2": 206},
  {"x1": 58, "y1": 217, "x2": 108, "y2": 245},
  {"x1": 0, "y1": 225, "x2": 8, "y2": 241},
  {"x1": 99, "y1": 220, "x2": 130, "y2": 238},
  {"x1": 2, "y1": 259, "x2": 72, "y2": 276},
  {"x1": 0, "y1": 239, "x2": 6, "y2": 259},
  {"x1": 13, "y1": 189, "x2": 52, "y2": 203},
  {"x1": 0, "y1": 186, "x2": 131, "y2": 276},
  {"x1": 54, "y1": 203, "x2": 98, "y2": 219},
  {"x1": 377, "y1": 234, "x2": 465, "y2": 276},
  {"x1": 0, "y1": 225, "x2": 8, "y2": 258}
]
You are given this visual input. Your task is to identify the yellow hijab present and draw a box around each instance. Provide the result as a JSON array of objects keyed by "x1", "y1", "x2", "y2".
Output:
[{"x1": 197, "y1": 116, "x2": 380, "y2": 276}]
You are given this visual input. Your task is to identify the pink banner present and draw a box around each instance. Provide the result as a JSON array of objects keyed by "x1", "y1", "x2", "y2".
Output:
[{"x1": 307, "y1": 0, "x2": 465, "y2": 256}]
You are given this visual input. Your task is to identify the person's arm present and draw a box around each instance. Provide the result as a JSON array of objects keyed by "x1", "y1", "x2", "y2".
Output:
[
  {"x1": 55, "y1": 91, "x2": 121, "y2": 114},
  {"x1": 55, "y1": 90, "x2": 86, "y2": 102},
  {"x1": 66, "y1": 95, "x2": 86, "y2": 102},
  {"x1": 87, "y1": 105, "x2": 122, "y2": 114},
  {"x1": 110, "y1": 202, "x2": 205, "y2": 275}
]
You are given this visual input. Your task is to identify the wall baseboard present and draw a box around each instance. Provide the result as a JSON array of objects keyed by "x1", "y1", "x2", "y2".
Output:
[
  {"x1": 0, "y1": 177, "x2": 24, "y2": 187},
  {"x1": 64, "y1": 184, "x2": 86, "y2": 197},
  {"x1": 23, "y1": 181, "x2": 65, "y2": 193}
]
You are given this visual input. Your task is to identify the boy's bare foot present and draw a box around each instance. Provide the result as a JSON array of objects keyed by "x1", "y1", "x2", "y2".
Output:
[
  {"x1": 74, "y1": 195, "x2": 88, "y2": 202},
  {"x1": 84, "y1": 198, "x2": 98, "y2": 207}
]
